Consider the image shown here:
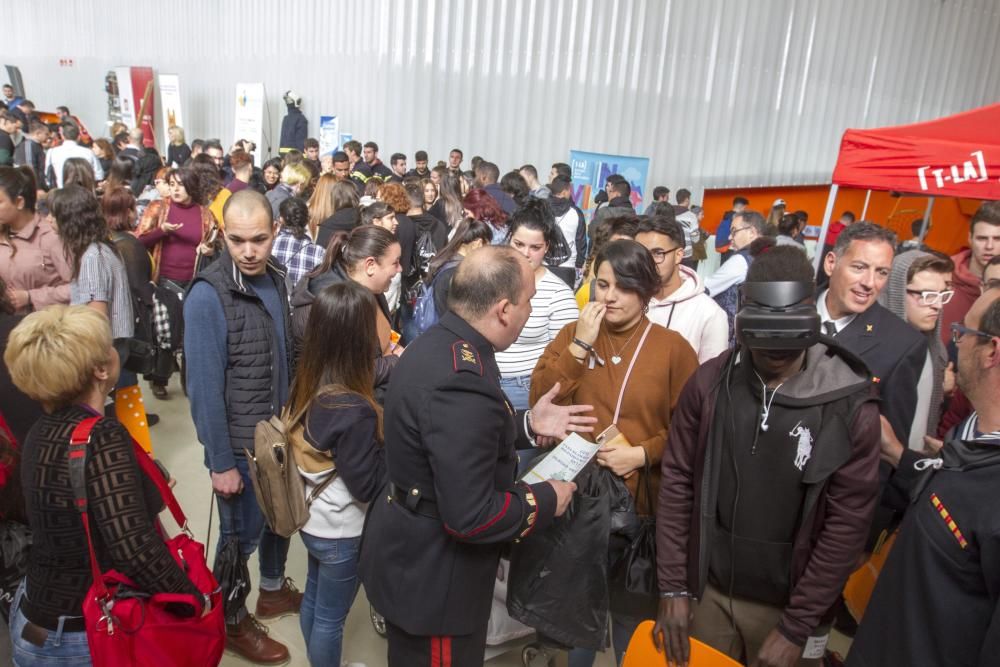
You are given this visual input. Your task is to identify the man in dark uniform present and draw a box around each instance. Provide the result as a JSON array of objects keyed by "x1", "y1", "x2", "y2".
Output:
[
  {"x1": 360, "y1": 246, "x2": 584, "y2": 667},
  {"x1": 848, "y1": 288, "x2": 1000, "y2": 667}
]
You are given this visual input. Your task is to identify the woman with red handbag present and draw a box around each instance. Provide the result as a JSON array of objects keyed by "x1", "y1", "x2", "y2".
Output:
[{"x1": 4, "y1": 305, "x2": 213, "y2": 666}]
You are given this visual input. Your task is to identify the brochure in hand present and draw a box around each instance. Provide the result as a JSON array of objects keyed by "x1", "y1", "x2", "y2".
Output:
[{"x1": 519, "y1": 433, "x2": 601, "y2": 483}]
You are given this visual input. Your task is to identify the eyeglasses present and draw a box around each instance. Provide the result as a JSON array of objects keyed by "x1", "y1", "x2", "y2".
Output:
[
  {"x1": 730, "y1": 225, "x2": 751, "y2": 237},
  {"x1": 950, "y1": 321, "x2": 994, "y2": 345},
  {"x1": 905, "y1": 289, "x2": 954, "y2": 306},
  {"x1": 649, "y1": 247, "x2": 681, "y2": 263}
]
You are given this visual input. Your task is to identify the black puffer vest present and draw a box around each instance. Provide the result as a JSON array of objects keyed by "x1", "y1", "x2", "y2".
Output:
[{"x1": 192, "y1": 254, "x2": 293, "y2": 454}]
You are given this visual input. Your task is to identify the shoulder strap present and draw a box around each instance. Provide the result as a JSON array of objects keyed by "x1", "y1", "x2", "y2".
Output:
[
  {"x1": 68, "y1": 417, "x2": 111, "y2": 602},
  {"x1": 612, "y1": 323, "x2": 653, "y2": 425},
  {"x1": 306, "y1": 469, "x2": 338, "y2": 505},
  {"x1": 70, "y1": 415, "x2": 191, "y2": 542}
]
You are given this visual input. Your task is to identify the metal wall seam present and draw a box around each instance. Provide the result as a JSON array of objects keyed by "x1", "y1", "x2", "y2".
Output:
[{"x1": 5, "y1": 0, "x2": 999, "y2": 193}]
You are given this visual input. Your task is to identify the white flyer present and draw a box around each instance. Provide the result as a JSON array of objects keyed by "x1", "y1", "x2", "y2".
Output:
[{"x1": 520, "y1": 433, "x2": 601, "y2": 483}]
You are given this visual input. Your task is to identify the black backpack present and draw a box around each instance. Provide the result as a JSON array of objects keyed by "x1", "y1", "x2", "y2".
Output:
[{"x1": 411, "y1": 227, "x2": 439, "y2": 281}]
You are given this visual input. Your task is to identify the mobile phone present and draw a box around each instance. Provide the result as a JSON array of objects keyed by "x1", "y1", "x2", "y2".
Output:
[{"x1": 596, "y1": 424, "x2": 621, "y2": 444}]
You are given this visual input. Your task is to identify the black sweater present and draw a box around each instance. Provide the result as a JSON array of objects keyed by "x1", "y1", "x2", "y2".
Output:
[
  {"x1": 304, "y1": 393, "x2": 386, "y2": 505},
  {"x1": 21, "y1": 407, "x2": 199, "y2": 630}
]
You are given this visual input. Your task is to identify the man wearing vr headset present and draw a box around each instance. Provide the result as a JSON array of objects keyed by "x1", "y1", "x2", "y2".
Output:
[{"x1": 654, "y1": 244, "x2": 881, "y2": 667}]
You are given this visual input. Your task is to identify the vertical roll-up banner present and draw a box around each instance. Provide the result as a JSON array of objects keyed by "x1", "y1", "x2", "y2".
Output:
[
  {"x1": 115, "y1": 66, "x2": 137, "y2": 130},
  {"x1": 569, "y1": 150, "x2": 650, "y2": 219},
  {"x1": 129, "y1": 67, "x2": 156, "y2": 148},
  {"x1": 158, "y1": 74, "x2": 183, "y2": 153},
  {"x1": 234, "y1": 83, "x2": 265, "y2": 167},
  {"x1": 318, "y1": 115, "x2": 340, "y2": 156},
  {"x1": 4, "y1": 66, "x2": 25, "y2": 97}
]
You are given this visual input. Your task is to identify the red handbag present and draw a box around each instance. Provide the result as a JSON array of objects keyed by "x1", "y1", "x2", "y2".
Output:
[{"x1": 68, "y1": 416, "x2": 225, "y2": 667}]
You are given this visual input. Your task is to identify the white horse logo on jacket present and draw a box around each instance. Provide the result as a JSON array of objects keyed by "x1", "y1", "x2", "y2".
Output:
[{"x1": 789, "y1": 421, "x2": 813, "y2": 471}]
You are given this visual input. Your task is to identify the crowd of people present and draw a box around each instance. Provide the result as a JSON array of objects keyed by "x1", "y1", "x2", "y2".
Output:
[{"x1": 1, "y1": 91, "x2": 999, "y2": 667}]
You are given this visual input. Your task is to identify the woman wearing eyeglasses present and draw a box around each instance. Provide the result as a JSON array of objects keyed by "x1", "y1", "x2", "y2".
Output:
[{"x1": 878, "y1": 251, "x2": 956, "y2": 451}]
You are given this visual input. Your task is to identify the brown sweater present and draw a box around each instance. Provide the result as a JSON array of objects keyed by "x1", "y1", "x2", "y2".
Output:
[{"x1": 530, "y1": 318, "x2": 698, "y2": 514}]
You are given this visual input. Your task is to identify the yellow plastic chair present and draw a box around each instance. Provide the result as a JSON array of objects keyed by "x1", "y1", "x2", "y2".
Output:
[{"x1": 623, "y1": 620, "x2": 741, "y2": 666}]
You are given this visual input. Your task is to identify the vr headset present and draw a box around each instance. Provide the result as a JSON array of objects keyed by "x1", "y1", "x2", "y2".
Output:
[{"x1": 735, "y1": 281, "x2": 820, "y2": 350}]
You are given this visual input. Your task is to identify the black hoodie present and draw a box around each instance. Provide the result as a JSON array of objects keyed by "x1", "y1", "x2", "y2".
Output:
[{"x1": 848, "y1": 415, "x2": 1000, "y2": 667}]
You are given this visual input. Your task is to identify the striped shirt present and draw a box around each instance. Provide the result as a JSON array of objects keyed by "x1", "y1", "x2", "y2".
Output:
[
  {"x1": 496, "y1": 269, "x2": 579, "y2": 377},
  {"x1": 70, "y1": 243, "x2": 134, "y2": 338},
  {"x1": 960, "y1": 413, "x2": 1000, "y2": 443}
]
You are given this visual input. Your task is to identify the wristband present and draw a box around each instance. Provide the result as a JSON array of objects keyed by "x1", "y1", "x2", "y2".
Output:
[
  {"x1": 571, "y1": 338, "x2": 604, "y2": 369},
  {"x1": 523, "y1": 410, "x2": 538, "y2": 447},
  {"x1": 659, "y1": 591, "x2": 693, "y2": 599}
]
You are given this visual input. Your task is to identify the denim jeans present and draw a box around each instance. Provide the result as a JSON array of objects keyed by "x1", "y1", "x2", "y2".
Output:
[
  {"x1": 500, "y1": 374, "x2": 532, "y2": 410},
  {"x1": 567, "y1": 613, "x2": 642, "y2": 667},
  {"x1": 9, "y1": 580, "x2": 91, "y2": 667},
  {"x1": 299, "y1": 533, "x2": 362, "y2": 667},
  {"x1": 215, "y1": 457, "x2": 291, "y2": 621}
]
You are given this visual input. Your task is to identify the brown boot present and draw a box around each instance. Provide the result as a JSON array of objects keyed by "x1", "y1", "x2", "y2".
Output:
[
  {"x1": 225, "y1": 614, "x2": 289, "y2": 665},
  {"x1": 254, "y1": 578, "x2": 304, "y2": 620}
]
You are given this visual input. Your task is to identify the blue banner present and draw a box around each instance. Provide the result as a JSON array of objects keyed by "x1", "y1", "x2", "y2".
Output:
[{"x1": 569, "y1": 150, "x2": 650, "y2": 218}]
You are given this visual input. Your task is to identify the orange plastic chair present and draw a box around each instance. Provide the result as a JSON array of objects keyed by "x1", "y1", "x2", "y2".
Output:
[
  {"x1": 623, "y1": 620, "x2": 741, "y2": 666},
  {"x1": 114, "y1": 384, "x2": 153, "y2": 453},
  {"x1": 843, "y1": 529, "x2": 899, "y2": 622}
]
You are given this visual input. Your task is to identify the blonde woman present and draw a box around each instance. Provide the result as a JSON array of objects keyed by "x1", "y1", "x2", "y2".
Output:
[
  {"x1": 307, "y1": 173, "x2": 339, "y2": 239},
  {"x1": 266, "y1": 162, "x2": 311, "y2": 220},
  {"x1": 166, "y1": 126, "x2": 191, "y2": 168},
  {"x1": 6, "y1": 305, "x2": 201, "y2": 666}
]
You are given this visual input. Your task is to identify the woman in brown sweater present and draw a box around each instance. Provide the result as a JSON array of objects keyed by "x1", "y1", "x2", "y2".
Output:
[{"x1": 530, "y1": 239, "x2": 698, "y2": 666}]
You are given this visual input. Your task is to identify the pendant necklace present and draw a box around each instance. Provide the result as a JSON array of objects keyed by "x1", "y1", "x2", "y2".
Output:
[{"x1": 606, "y1": 324, "x2": 642, "y2": 365}]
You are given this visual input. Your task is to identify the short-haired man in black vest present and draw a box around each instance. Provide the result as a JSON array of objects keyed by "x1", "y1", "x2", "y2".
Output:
[{"x1": 184, "y1": 190, "x2": 299, "y2": 664}]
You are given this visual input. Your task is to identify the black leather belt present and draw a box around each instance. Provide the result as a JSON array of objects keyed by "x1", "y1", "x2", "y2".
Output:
[
  {"x1": 388, "y1": 481, "x2": 440, "y2": 519},
  {"x1": 19, "y1": 605, "x2": 85, "y2": 646}
]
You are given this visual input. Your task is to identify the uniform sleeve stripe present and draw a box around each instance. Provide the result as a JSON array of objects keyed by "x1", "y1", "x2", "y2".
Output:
[{"x1": 444, "y1": 492, "x2": 512, "y2": 538}]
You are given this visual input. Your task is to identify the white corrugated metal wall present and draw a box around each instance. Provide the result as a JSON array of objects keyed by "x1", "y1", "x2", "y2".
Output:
[{"x1": 5, "y1": 0, "x2": 999, "y2": 195}]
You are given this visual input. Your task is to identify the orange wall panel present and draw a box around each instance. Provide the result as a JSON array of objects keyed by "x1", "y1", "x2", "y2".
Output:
[{"x1": 701, "y1": 185, "x2": 974, "y2": 256}]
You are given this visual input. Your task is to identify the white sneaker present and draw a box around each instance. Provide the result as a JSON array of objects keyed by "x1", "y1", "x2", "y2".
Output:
[{"x1": 342, "y1": 662, "x2": 367, "y2": 667}]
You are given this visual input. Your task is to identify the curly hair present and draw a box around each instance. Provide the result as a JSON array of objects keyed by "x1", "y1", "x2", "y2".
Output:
[
  {"x1": 378, "y1": 182, "x2": 410, "y2": 214},
  {"x1": 49, "y1": 185, "x2": 116, "y2": 278}
]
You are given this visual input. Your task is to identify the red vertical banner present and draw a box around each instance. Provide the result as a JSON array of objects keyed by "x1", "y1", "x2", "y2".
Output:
[{"x1": 129, "y1": 67, "x2": 156, "y2": 148}]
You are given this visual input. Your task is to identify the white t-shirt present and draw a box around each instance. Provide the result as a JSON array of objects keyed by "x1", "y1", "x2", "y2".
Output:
[{"x1": 496, "y1": 269, "x2": 578, "y2": 377}]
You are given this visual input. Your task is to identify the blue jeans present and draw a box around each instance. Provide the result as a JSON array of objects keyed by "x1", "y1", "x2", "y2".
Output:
[
  {"x1": 299, "y1": 533, "x2": 362, "y2": 667},
  {"x1": 567, "y1": 613, "x2": 642, "y2": 667},
  {"x1": 215, "y1": 457, "x2": 291, "y2": 621},
  {"x1": 9, "y1": 580, "x2": 91, "y2": 667},
  {"x1": 500, "y1": 374, "x2": 532, "y2": 410}
]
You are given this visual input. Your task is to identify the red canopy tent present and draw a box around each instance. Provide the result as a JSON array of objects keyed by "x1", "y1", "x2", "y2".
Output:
[{"x1": 814, "y1": 102, "x2": 1000, "y2": 268}]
